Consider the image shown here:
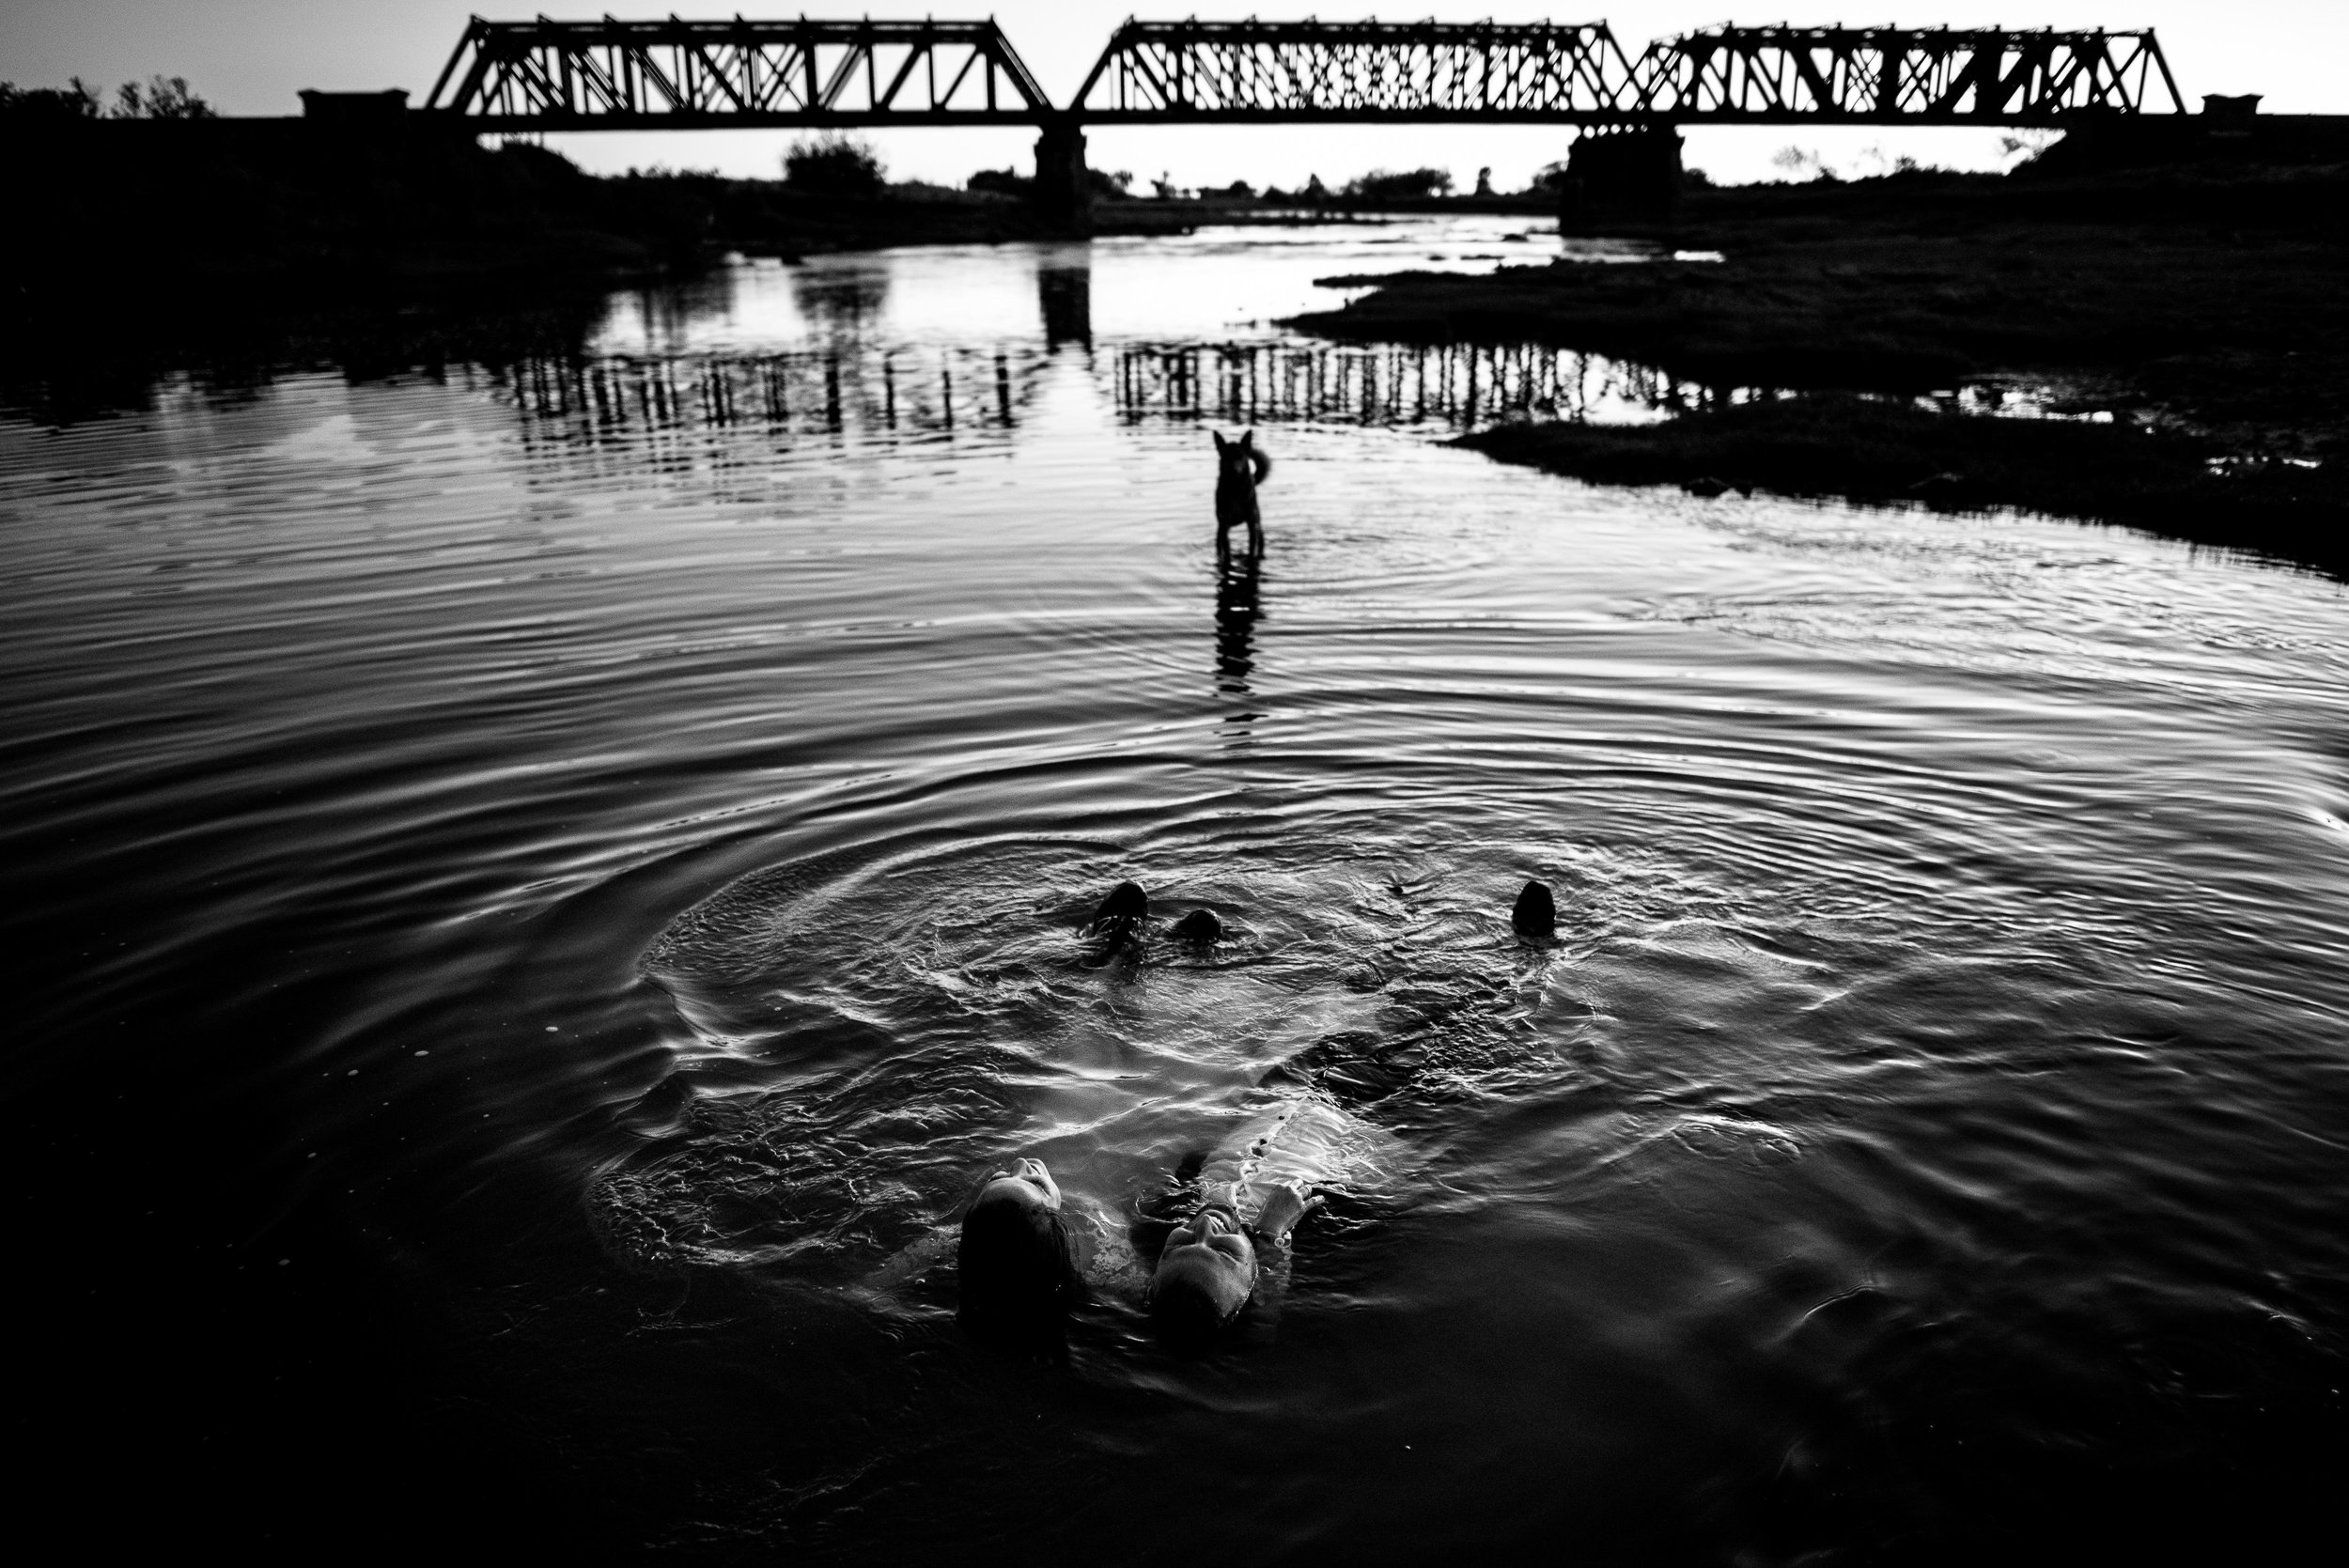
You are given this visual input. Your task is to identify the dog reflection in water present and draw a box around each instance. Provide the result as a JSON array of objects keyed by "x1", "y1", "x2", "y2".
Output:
[{"x1": 1213, "y1": 429, "x2": 1271, "y2": 560}]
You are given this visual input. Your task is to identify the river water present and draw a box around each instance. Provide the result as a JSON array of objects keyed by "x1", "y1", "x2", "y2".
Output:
[{"x1": 7, "y1": 217, "x2": 2347, "y2": 1560}]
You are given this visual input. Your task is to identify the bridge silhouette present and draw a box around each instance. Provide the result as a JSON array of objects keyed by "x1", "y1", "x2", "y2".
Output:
[
  {"x1": 428, "y1": 17, "x2": 2185, "y2": 128},
  {"x1": 422, "y1": 15, "x2": 2192, "y2": 227}
]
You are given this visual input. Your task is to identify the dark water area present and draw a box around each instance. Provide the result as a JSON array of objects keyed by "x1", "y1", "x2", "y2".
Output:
[{"x1": 7, "y1": 218, "x2": 2349, "y2": 1561}]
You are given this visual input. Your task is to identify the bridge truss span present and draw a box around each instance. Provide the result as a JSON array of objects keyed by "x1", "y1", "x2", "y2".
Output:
[
  {"x1": 419, "y1": 15, "x2": 2190, "y2": 131},
  {"x1": 1071, "y1": 19, "x2": 1640, "y2": 122},
  {"x1": 1634, "y1": 26, "x2": 2186, "y2": 124},
  {"x1": 423, "y1": 16, "x2": 1053, "y2": 128}
]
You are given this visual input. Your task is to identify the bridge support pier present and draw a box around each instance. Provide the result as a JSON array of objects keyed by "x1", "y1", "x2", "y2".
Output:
[
  {"x1": 1559, "y1": 124, "x2": 1683, "y2": 229},
  {"x1": 1032, "y1": 118, "x2": 1094, "y2": 238}
]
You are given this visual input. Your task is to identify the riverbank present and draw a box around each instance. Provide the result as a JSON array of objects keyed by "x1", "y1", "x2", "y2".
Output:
[
  {"x1": 1291, "y1": 163, "x2": 2349, "y2": 568},
  {"x1": 0, "y1": 113, "x2": 1535, "y2": 306},
  {"x1": 1295, "y1": 164, "x2": 2348, "y2": 451},
  {"x1": 0, "y1": 117, "x2": 1045, "y2": 301},
  {"x1": 1457, "y1": 395, "x2": 2349, "y2": 575}
]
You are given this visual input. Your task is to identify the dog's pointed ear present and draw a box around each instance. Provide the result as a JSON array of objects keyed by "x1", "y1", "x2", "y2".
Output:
[
  {"x1": 1212, "y1": 430, "x2": 1230, "y2": 454},
  {"x1": 1239, "y1": 429, "x2": 1255, "y2": 450}
]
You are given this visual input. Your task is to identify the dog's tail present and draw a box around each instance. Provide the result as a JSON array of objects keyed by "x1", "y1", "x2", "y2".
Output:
[{"x1": 1249, "y1": 445, "x2": 1272, "y2": 483}]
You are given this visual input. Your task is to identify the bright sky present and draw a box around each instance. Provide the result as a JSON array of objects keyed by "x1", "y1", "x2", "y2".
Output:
[{"x1": 7, "y1": 2, "x2": 2343, "y2": 188}]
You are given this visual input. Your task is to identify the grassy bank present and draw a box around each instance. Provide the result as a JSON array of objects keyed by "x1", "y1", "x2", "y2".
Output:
[
  {"x1": 1288, "y1": 163, "x2": 2348, "y2": 568},
  {"x1": 1457, "y1": 395, "x2": 2349, "y2": 574},
  {"x1": 1293, "y1": 165, "x2": 2349, "y2": 458}
]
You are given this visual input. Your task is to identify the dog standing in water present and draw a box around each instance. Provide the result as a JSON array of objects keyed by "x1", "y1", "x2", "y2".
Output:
[{"x1": 1213, "y1": 429, "x2": 1272, "y2": 559}]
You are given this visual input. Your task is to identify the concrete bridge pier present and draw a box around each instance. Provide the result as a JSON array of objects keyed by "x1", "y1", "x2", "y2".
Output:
[
  {"x1": 1032, "y1": 118, "x2": 1095, "y2": 238},
  {"x1": 1559, "y1": 123, "x2": 1684, "y2": 229}
]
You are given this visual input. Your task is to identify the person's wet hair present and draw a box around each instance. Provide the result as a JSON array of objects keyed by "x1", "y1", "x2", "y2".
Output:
[
  {"x1": 1149, "y1": 1268, "x2": 1236, "y2": 1340},
  {"x1": 1170, "y1": 908, "x2": 1222, "y2": 942},
  {"x1": 1086, "y1": 879, "x2": 1149, "y2": 948},
  {"x1": 957, "y1": 1161, "x2": 1081, "y2": 1334}
]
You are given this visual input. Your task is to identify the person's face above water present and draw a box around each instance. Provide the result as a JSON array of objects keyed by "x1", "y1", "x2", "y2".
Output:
[
  {"x1": 983, "y1": 1157, "x2": 1062, "y2": 1211},
  {"x1": 1151, "y1": 1204, "x2": 1257, "y2": 1326}
]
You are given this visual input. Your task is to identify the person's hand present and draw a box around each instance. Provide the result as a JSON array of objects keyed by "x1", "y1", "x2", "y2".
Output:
[{"x1": 1254, "y1": 1183, "x2": 1323, "y2": 1243}]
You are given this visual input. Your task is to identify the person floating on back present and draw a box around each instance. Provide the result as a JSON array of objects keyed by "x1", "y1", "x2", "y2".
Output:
[
  {"x1": 1147, "y1": 1183, "x2": 1317, "y2": 1339},
  {"x1": 1146, "y1": 1094, "x2": 1356, "y2": 1339},
  {"x1": 961, "y1": 877, "x2": 1545, "y2": 1340},
  {"x1": 1212, "y1": 429, "x2": 1271, "y2": 559}
]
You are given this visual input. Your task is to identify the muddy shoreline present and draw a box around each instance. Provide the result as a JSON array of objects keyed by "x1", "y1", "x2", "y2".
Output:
[{"x1": 1456, "y1": 396, "x2": 2348, "y2": 576}]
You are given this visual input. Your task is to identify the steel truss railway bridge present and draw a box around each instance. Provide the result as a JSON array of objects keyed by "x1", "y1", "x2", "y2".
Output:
[{"x1": 419, "y1": 15, "x2": 2195, "y2": 225}]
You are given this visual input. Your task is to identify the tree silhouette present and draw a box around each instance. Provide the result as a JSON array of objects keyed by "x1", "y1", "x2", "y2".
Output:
[{"x1": 784, "y1": 133, "x2": 884, "y2": 195}]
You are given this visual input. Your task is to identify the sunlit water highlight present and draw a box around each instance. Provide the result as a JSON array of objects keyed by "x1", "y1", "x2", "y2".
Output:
[{"x1": 5, "y1": 216, "x2": 2347, "y2": 1560}]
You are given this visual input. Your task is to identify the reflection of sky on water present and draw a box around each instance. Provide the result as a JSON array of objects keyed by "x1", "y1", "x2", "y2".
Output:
[
  {"x1": 1926, "y1": 380, "x2": 2122, "y2": 422},
  {"x1": 574, "y1": 217, "x2": 1718, "y2": 436},
  {"x1": 582, "y1": 217, "x2": 2122, "y2": 438},
  {"x1": 591, "y1": 216, "x2": 1643, "y2": 356}
]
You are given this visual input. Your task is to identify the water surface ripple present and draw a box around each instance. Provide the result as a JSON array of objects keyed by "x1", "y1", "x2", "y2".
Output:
[{"x1": 6, "y1": 219, "x2": 2347, "y2": 1560}]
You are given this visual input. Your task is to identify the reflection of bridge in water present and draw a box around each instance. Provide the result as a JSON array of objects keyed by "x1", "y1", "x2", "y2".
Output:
[
  {"x1": 503, "y1": 338, "x2": 1724, "y2": 449},
  {"x1": 495, "y1": 253, "x2": 1725, "y2": 446},
  {"x1": 1114, "y1": 340, "x2": 1720, "y2": 430},
  {"x1": 504, "y1": 344, "x2": 1055, "y2": 448}
]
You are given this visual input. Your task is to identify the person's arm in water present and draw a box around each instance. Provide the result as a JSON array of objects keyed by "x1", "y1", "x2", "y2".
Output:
[
  {"x1": 1242, "y1": 1181, "x2": 1323, "y2": 1314},
  {"x1": 1251, "y1": 1181, "x2": 1323, "y2": 1249}
]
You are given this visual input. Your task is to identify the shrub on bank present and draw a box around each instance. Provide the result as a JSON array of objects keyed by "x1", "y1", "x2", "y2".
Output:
[
  {"x1": 2, "y1": 75, "x2": 216, "y2": 122},
  {"x1": 1345, "y1": 167, "x2": 1454, "y2": 201},
  {"x1": 784, "y1": 133, "x2": 884, "y2": 196},
  {"x1": 968, "y1": 166, "x2": 1030, "y2": 198}
]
